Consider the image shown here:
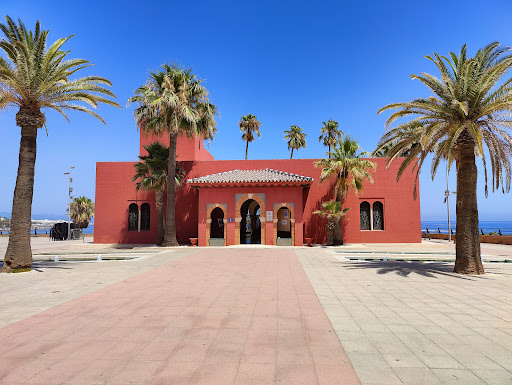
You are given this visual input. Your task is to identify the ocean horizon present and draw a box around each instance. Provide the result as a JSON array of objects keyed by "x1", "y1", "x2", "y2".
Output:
[
  {"x1": 422, "y1": 220, "x2": 512, "y2": 235},
  {"x1": 0, "y1": 224, "x2": 94, "y2": 235}
]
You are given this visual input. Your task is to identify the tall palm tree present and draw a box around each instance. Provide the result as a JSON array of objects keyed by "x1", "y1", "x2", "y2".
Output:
[
  {"x1": 239, "y1": 114, "x2": 261, "y2": 160},
  {"x1": 314, "y1": 200, "x2": 350, "y2": 246},
  {"x1": 69, "y1": 196, "x2": 95, "y2": 229},
  {"x1": 128, "y1": 64, "x2": 217, "y2": 246},
  {"x1": 132, "y1": 142, "x2": 184, "y2": 245},
  {"x1": 319, "y1": 119, "x2": 343, "y2": 158},
  {"x1": 373, "y1": 125, "x2": 422, "y2": 158},
  {"x1": 284, "y1": 125, "x2": 307, "y2": 159},
  {"x1": 316, "y1": 136, "x2": 375, "y2": 244},
  {"x1": 0, "y1": 16, "x2": 119, "y2": 272},
  {"x1": 376, "y1": 42, "x2": 512, "y2": 275}
]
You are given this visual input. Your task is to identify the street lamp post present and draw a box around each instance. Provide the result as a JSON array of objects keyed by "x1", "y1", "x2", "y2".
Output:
[
  {"x1": 64, "y1": 166, "x2": 75, "y2": 240},
  {"x1": 444, "y1": 162, "x2": 456, "y2": 243}
]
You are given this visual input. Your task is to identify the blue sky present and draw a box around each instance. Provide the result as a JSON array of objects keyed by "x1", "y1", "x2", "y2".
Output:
[{"x1": 1, "y1": 0, "x2": 512, "y2": 221}]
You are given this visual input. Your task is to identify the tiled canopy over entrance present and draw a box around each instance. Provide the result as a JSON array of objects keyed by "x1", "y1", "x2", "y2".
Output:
[
  {"x1": 187, "y1": 168, "x2": 313, "y2": 186},
  {"x1": 188, "y1": 169, "x2": 313, "y2": 246}
]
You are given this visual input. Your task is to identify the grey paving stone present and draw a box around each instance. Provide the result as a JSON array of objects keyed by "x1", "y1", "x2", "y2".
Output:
[
  {"x1": 392, "y1": 367, "x2": 442, "y2": 384},
  {"x1": 432, "y1": 368, "x2": 486, "y2": 384},
  {"x1": 472, "y1": 369, "x2": 512, "y2": 384},
  {"x1": 415, "y1": 353, "x2": 465, "y2": 369},
  {"x1": 347, "y1": 352, "x2": 390, "y2": 368},
  {"x1": 295, "y1": 247, "x2": 512, "y2": 385},
  {"x1": 382, "y1": 353, "x2": 427, "y2": 368},
  {"x1": 353, "y1": 366, "x2": 403, "y2": 385},
  {"x1": 342, "y1": 338, "x2": 379, "y2": 354}
]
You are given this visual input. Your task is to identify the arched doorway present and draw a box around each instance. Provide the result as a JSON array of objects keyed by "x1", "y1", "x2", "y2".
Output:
[
  {"x1": 277, "y1": 207, "x2": 291, "y2": 245},
  {"x1": 235, "y1": 194, "x2": 266, "y2": 245},
  {"x1": 240, "y1": 199, "x2": 261, "y2": 244},
  {"x1": 210, "y1": 207, "x2": 225, "y2": 245},
  {"x1": 273, "y1": 204, "x2": 295, "y2": 246}
]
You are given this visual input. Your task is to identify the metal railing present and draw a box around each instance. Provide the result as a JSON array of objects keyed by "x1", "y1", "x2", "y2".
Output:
[{"x1": 423, "y1": 227, "x2": 512, "y2": 236}]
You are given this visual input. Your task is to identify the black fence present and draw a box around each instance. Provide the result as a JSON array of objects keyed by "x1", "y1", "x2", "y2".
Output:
[{"x1": 423, "y1": 227, "x2": 512, "y2": 236}]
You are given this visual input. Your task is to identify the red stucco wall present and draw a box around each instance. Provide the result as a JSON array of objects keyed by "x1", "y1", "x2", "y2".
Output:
[
  {"x1": 95, "y1": 162, "x2": 158, "y2": 244},
  {"x1": 343, "y1": 158, "x2": 422, "y2": 243},
  {"x1": 139, "y1": 132, "x2": 214, "y2": 161},
  {"x1": 95, "y1": 156, "x2": 421, "y2": 245}
]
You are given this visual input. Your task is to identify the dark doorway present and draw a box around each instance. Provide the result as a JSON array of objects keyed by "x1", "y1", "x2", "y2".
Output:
[
  {"x1": 240, "y1": 199, "x2": 261, "y2": 244},
  {"x1": 210, "y1": 207, "x2": 225, "y2": 239},
  {"x1": 277, "y1": 207, "x2": 291, "y2": 239}
]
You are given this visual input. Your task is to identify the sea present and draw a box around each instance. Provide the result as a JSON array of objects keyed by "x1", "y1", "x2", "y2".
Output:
[
  {"x1": 422, "y1": 221, "x2": 512, "y2": 235},
  {"x1": 0, "y1": 224, "x2": 94, "y2": 235}
]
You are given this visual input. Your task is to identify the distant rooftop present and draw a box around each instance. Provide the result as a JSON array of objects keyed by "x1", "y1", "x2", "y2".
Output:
[{"x1": 187, "y1": 168, "x2": 314, "y2": 186}]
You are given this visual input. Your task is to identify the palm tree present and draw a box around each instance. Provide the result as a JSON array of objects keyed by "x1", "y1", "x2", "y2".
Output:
[
  {"x1": 239, "y1": 114, "x2": 261, "y2": 160},
  {"x1": 319, "y1": 119, "x2": 343, "y2": 158},
  {"x1": 376, "y1": 42, "x2": 512, "y2": 275},
  {"x1": 69, "y1": 197, "x2": 95, "y2": 229},
  {"x1": 0, "y1": 16, "x2": 119, "y2": 272},
  {"x1": 373, "y1": 125, "x2": 422, "y2": 158},
  {"x1": 132, "y1": 142, "x2": 184, "y2": 245},
  {"x1": 128, "y1": 64, "x2": 217, "y2": 246},
  {"x1": 316, "y1": 136, "x2": 375, "y2": 244},
  {"x1": 284, "y1": 125, "x2": 307, "y2": 159},
  {"x1": 314, "y1": 200, "x2": 350, "y2": 246}
]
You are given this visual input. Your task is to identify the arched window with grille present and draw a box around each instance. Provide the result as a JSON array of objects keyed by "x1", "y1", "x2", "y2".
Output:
[
  {"x1": 141, "y1": 203, "x2": 150, "y2": 231},
  {"x1": 373, "y1": 201, "x2": 384, "y2": 230},
  {"x1": 128, "y1": 203, "x2": 138, "y2": 231},
  {"x1": 360, "y1": 201, "x2": 371, "y2": 230}
]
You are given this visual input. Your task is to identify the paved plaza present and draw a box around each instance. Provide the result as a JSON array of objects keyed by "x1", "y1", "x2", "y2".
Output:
[
  {"x1": 0, "y1": 241, "x2": 511, "y2": 384},
  {"x1": 299, "y1": 249, "x2": 512, "y2": 385}
]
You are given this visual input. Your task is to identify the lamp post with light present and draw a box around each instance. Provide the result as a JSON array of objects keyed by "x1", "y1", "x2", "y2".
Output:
[{"x1": 64, "y1": 166, "x2": 75, "y2": 240}]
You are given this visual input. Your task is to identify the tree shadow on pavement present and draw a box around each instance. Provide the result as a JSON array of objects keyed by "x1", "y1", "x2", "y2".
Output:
[
  {"x1": 31, "y1": 262, "x2": 74, "y2": 272},
  {"x1": 339, "y1": 260, "x2": 488, "y2": 280}
]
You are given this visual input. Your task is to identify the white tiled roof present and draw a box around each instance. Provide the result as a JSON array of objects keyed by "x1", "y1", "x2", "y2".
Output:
[{"x1": 187, "y1": 168, "x2": 313, "y2": 185}]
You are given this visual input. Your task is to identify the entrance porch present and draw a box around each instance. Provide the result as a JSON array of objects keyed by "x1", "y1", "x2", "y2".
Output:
[{"x1": 187, "y1": 169, "x2": 313, "y2": 246}]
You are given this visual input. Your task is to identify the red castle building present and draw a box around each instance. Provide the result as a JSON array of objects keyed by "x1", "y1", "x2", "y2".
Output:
[{"x1": 94, "y1": 132, "x2": 421, "y2": 246}]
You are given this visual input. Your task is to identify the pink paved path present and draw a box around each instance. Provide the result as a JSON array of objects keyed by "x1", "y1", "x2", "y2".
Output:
[{"x1": 0, "y1": 249, "x2": 360, "y2": 385}]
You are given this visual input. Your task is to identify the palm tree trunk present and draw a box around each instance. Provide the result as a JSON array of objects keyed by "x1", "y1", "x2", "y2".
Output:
[
  {"x1": 245, "y1": 141, "x2": 249, "y2": 160},
  {"x1": 454, "y1": 144, "x2": 483, "y2": 274},
  {"x1": 290, "y1": 148, "x2": 294, "y2": 159},
  {"x1": 334, "y1": 188, "x2": 343, "y2": 245},
  {"x1": 2, "y1": 124, "x2": 38, "y2": 272},
  {"x1": 326, "y1": 219, "x2": 335, "y2": 246},
  {"x1": 155, "y1": 189, "x2": 165, "y2": 246},
  {"x1": 162, "y1": 132, "x2": 179, "y2": 246}
]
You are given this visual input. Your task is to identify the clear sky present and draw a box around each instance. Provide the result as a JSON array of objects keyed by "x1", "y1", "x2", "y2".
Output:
[{"x1": 1, "y1": 0, "x2": 512, "y2": 221}]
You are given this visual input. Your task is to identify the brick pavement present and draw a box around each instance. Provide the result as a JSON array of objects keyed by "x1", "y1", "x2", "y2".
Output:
[{"x1": 0, "y1": 248, "x2": 359, "y2": 385}]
